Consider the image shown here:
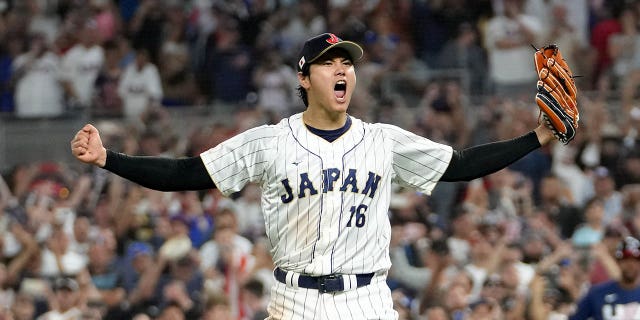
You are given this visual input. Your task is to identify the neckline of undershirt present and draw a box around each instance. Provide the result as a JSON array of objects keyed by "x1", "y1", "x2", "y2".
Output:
[{"x1": 305, "y1": 117, "x2": 352, "y2": 142}]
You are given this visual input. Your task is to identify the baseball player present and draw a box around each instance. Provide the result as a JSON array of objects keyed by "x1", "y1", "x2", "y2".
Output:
[{"x1": 71, "y1": 33, "x2": 558, "y2": 319}]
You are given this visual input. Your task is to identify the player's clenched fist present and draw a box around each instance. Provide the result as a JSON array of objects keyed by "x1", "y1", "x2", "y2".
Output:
[{"x1": 70, "y1": 124, "x2": 107, "y2": 167}]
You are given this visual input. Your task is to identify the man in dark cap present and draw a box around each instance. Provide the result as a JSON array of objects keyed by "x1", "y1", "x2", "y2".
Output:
[{"x1": 570, "y1": 236, "x2": 640, "y2": 319}]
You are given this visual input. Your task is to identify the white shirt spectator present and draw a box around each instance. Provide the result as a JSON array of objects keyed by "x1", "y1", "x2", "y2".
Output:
[
  {"x1": 39, "y1": 248, "x2": 88, "y2": 278},
  {"x1": 60, "y1": 44, "x2": 104, "y2": 107},
  {"x1": 117, "y1": 60, "x2": 163, "y2": 119},
  {"x1": 13, "y1": 51, "x2": 64, "y2": 118},
  {"x1": 199, "y1": 234, "x2": 253, "y2": 272},
  {"x1": 231, "y1": 184, "x2": 266, "y2": 239},
  {"x1": 254, "y1": 62, "x2": 298, "y2": 118},
  {"x1": 484, "y1": 11, "x2": 543, "y2": 85}
]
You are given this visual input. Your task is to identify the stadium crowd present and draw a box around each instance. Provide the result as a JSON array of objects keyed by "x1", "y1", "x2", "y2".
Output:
[{"x1": 2, "y1": 0, "x2": 640, "y2": 319}]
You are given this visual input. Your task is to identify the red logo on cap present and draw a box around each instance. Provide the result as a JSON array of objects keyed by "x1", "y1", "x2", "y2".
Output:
[{"x1": 326, "y1": 33, "x2": 340, "y2": 44}]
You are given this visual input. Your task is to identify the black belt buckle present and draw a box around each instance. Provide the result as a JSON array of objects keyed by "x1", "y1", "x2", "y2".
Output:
[{"x1": 317, "y1": 274, "x2": 342, "y2": 293}]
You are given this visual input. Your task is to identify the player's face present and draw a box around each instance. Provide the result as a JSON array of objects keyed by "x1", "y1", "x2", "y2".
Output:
[{"x1": 300, "y1": 49, "x2": 356, "y2": 116}]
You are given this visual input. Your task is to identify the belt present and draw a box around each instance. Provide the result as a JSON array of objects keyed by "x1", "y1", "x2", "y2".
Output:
[{"x1": 273, "y1": 267, "x2": 375, "y2": 293}]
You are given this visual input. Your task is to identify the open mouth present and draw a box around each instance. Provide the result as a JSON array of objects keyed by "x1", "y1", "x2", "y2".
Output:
[{"x1": 334, "y1": 81, "x2": 346, "y2": 99}]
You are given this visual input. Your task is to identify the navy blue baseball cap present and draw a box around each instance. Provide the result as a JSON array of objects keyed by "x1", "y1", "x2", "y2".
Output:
[{"x1": 297, "y1": 33, "x2": 363, "y2": 73}]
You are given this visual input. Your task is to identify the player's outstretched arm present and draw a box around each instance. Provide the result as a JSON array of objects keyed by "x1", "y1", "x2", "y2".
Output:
[
  {"x1": 69, "y1": 124, "x2": 215, "y2": 192},
  {"x1": 441, "y1": 130, "x2": 542, "y2": 182},
  {"x1": 70, "y1": 124, "x2": 107, "y2": 167}
]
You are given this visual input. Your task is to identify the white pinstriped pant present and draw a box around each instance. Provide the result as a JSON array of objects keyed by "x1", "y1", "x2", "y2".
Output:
[{"x1": 266, "y1": 271, "x2": 398, "y2": 320}]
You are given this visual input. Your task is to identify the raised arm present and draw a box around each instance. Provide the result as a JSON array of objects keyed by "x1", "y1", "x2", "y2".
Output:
[
  {"x1": 441, "y1": 125, "x2": 553, "y2": 182},
  {"x1": 70, "y1": 124, "x2": 215, "y2": 191}
]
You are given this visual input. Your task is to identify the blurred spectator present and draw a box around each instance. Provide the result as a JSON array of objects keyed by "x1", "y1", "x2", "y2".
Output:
[
  {"x1": 326, "y1": 0, "x2": 369, "y2": 44},
  {"x1": 610, "y1": 4, "x2": 640, "y2": 114},
  {"x1": 446, "y1": 205, "x2": 474, "y2": 266},
  {"x1": 128, "y1": 0, "x2": 165, "y2": 65},
  {"x1": 538, "y1": 174, "x2": 582, "y2": 239},
  {"x1": 528, "y1": 272, "x2": 573, "y2": 320},
  {"x1": 169, "y1": 191, "x2": 213, "y2": 248},
  {"x1": 60, "y1": 18, "x2": 105, "y2": 109},
  {"x1": 389, "y1": 224, "x2": 432, "y2": 292},
  {"x1": 441, "y1": 272, "x2": 474, "y2": 319},
  {"x1": 569, "y1": 236, "x2": 640, "y2": 319},
  {"x1": 158, "y1": 1, "x2": 200, "y2": 107},
  {"x1": 159, "y1": 278, "x2": 200, "y2": 319},
  {"x1": 91, "y1": 0, "x2": 121, "y2": 44},
  {"x1": 415, "y1": 79, "x2": 469, "y2": 147},
  {"x1": 199, "y1": 208, "x2": 253, "y2": 318},
  {"x1": 381, "y1": 40, "x2": 430, "y2": 108},
  {"x1": 239, "y1": 278, "x2": 268, "y2": 320},
  {"x1": 463, "y1": 222, "x2": 507, "y2": 300},
  {"x1": 120, "y1": 241, "x2": 166, "y2": 315},
  {"x1": 571, "y1": 197, "x2": 606, "y2": 248},
  {"x1": 252, "y1": 50, "x2": 298, "y2": 121},
  {"x1": 199, "y1": 208, "x2": 252, "y2": 274},
  {"x1": 483, "y1": 0, "x2": 543, "y2": 98},
  {"x1": 421, "y1": 305, "x2": 449, "y2": 320},
  {"x1": 12, "y1": 33, "x2": 64, "y2": 118},
  {"x1": 0, "y1": 221, "x2": 38, "y2": 308},
  {"x1": 411, "y1": 0, "x2": 456, "y2": 66},
  {"x1": 93, "y1": 39, "x2": 124, "y2": 117},
  {"x1": 86, "y1": 229, "x2": 127, "y2": 318},
  {"x1": 436, "y1": 22, "x2": 488, "y2": 96},
  {"x1": 201, "y1": 293, "x2": 233, "y2": 320},
  {"x1": 276, "y1": 0, "x2": 326, "y2": 60},
  {"x1": 231, "y1": 183, "x2": 265, "y2": 241},
  {"x1": 592, "y1": 166, "x2": 624, "y2": 226},
  {"x1": 10, "y1": 291, "x2": 36, "y2": 320},
  {"x1": 155, "y1": 301, "x2": 185, "y2": 320},
  {"x1": 246, "y1": 237, "x2": 274, "y2": 296},
  {"x1": 68, "y1": 215, "x2": 94, "y2": 256},
  {"x1": 0, "y1": 34, "x2": 23, "y2": 113},
  {"x1": 38, "y1": 277, "x2": 82, "y2": 320},
  {"x1": 590, "y1": 1, "x2": 624, "y2": 92},
  {"x1": 589, "y1": 225, "x2": 625, "y2": 285},
  {"x1": 204, "y1": 21, "x2": 254, "y2": 105},
  {"x1": 551, "y1": 130, "x2": 596, "y2": 207},
  {"x1": 26, "y1": 0, "x2": 61, "y2": 45},
  {"x1": 39, "y1": 224, "x2": 88, "y2": 278},
  {"x1": 117, "y1": 47, "x2": 163, "y2": 120}
]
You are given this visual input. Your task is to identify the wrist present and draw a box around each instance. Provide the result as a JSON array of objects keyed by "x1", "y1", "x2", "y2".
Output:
[
  {"x1": 97, "y1": 147, "x2": 108, "y2": 167},
  {"x1": 534, "y1": 125, "x2": 554, "y2": 146},
  {"x1": 96, "y1": 147, "x2": 109, "y2": 168}
]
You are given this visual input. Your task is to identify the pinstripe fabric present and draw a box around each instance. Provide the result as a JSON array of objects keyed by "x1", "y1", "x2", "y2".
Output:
[{"x1": 200, "y1": 113, "x2": 453, "y2": 318}]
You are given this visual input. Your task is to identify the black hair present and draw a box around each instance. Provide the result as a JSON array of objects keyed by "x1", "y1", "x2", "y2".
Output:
[
  {"x1": 297, "y1": 86, "x2": 309, "y2": 108},
  {"x1": 296, "y1": 61, "x2": 311, "y2": 107}
]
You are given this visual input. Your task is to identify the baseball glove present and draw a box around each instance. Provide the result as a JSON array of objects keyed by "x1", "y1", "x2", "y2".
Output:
[{"x1": 533, "y1": 44, "x2": 579, "y2": 144}]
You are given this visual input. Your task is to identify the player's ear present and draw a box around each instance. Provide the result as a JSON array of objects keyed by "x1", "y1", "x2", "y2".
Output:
[{"x1": 297, "y1": 71, "x2": 310, "y2": 90}]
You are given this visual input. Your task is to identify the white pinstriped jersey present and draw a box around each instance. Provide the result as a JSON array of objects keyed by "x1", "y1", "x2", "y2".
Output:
[{"x1": 200, "y1": 113, "x2": 453, "y2": 276}]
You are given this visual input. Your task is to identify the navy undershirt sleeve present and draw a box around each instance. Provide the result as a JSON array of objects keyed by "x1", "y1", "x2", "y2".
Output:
[
  {"x1": 103, "y1": 151, "x2": 215, "y2": 191},
  {"x1": 440, "y1": 131, "x2": 541, "y2": 182}
]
